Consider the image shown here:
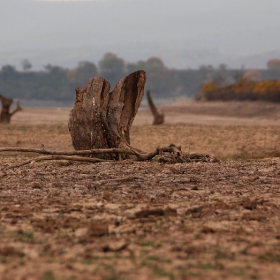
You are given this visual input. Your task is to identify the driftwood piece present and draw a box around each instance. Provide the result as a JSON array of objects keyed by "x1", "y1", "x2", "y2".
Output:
[
  {"x1": 147, "y1": 90, "x2": 164, "y2": 125},
  {"x1": 0, "y1": 145, "x2": 219, "y2": 172},
  {"x1": 68, "y1": 71, "x2": 146, "y2": 158},
  {"x1": 0, "y1": 95, "x2": 22, "y2": 123},
  {"x1": 0, "y1": 145, "x2": 182, "y2": 162}
]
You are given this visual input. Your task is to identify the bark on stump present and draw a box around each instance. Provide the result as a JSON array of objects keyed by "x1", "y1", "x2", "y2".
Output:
[
  {"x1": 68, "y1": 70, "x2": 146, "y2": 158},
  {"x1": 0, "y1": 95, "x2": 22, "y2": 124},
  {"x1": 147, "y1": 90, "x2": 164, "y2": 125}
]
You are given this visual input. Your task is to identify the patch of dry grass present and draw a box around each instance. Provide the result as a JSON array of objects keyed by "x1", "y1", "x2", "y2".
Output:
[
  {"x1": 131, "y1": 124, "x2": 280, "y2": 160},
  {"x1": 1, "y1": 123, "x2": 280, "y2": 160}
]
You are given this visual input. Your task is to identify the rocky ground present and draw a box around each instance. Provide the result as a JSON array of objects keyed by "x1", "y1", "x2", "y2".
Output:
[{"x1": 0, "y1": 101, "x2": 280, "y2": 280}]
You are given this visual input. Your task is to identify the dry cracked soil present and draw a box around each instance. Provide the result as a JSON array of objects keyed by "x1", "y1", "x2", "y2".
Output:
[{"x1": 0, "y1": 101, "x2": 280, "y2": 280}]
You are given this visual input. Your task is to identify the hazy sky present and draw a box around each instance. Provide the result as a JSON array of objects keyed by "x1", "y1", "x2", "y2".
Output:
[{"x1": 1, "y1": 0, "x2": 280, "y2": 68}]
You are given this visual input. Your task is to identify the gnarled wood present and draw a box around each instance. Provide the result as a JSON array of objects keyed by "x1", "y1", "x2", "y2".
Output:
[
  {"x1": 68, "y1": 71, "x2": 146, "y2": 158},
  {"x1": 147, "y1": 90, "x2": 164, "y2": 125},
  {"x1": 0, "y1": 95, "x2": 22, "y2": 123},
  {"x1": 0, "y1": 144, "x2": 219, "y2": 172}
]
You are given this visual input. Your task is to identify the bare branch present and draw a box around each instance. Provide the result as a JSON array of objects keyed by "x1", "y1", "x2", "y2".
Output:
[
  {"x1": 147, "y1": 90, "x2": 164, "y2": 125},
  {"x1": 130, "y1": 145, "x2": 180, "y2": 161},
  {"x1": 5, "y1": 155, "x2": 107, "y2": 170},
  {"x1": 0, "y1": 96, "x2": 22, "y2": 123},
  {"x1": 10, "y1": 99, "x2": 22, "y2": 116},
  {"x1": 0, "y1": 144, "x2": 218, "y2": 171},
  {"x1": 0, "y1": 145, "x2": 181, "y2": 162},
  {"x1": 0, "y1": 147, "x2": 136, "y2": 156}
]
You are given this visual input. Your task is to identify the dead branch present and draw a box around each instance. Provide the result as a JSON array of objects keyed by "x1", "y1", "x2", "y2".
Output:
[
  {"x1": 10, "y1": 99, "x2": 22, "y2": 116},
  {"x1": 130, "y1": 144, "x2": 182, "y2": 161},
  {"x1": 0, "y1": 144, "x2": 196, "y2": 170},
  {"x1": 4, "y1": 155, "x2": 107, "y2": 170},
  {"x1": 0, "y1": 144, "x2": 219, "y2": 172},
  {"x1": 0, "y1": 144, "x2": 182, "y2": 161},
  {"x1": 0, "y1": 95, "x2": 22, "y2": 123},
  {"x1": 147, "y1": 90, "x2": 164, "y2": 125},
  {"x1": 0, "y1": 147, "x2": 136, "y2": 156}
]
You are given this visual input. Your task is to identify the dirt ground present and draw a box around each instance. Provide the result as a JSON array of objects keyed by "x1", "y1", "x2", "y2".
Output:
[{"x1": 1, "y1": 101, "x2": 280, "y2": 280}]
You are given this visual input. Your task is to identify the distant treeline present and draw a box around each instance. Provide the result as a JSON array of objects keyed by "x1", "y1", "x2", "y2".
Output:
[
  {"x1": 1, "y1": 53, "x2": 280, "y2": 103},
  {"x1": 201, "y1": 80, "x2": 280, "y2": 102},
  {"x1": 200, "y1": 60, "x2": 280, "y2": 102}
]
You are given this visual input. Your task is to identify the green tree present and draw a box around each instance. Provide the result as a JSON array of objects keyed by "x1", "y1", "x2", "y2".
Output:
[
  {"x1": 1, "y1": 65, "x2": 17, "y2": 78},
  {"x1": 126, "y1": 60, "x2": 147, "y2": 74},
  {"x1": 22, "y1": 59, "x2": 32, "y2": 71},
  {"x1": 67, "y1": 61, "x2": 98, "y2": 87},
  {"x1": 266, "y1": 59, "x2": 280, "y2": 72},
  {"x1": 145, "y1": 57, "x2": 170, "y2": 96},
  {"x1": 0, "y1": 65, "x2": 20, "y2": 98},
  {"x1": 98, "y1": 53, "x2": 125, "y2": 86},
  {"x1": 41, "y1": 64, "x2": 70, "y2": 100},
  {"x1": 204, "y1": 64, "x2": 232, "y2": 88}
]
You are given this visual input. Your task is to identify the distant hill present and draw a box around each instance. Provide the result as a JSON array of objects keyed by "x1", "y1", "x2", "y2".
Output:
[
  {"x1": 228, "y1": 50, "x2": 280, "y2": 69},
  {"x1": 1, "y1": 43, "x2": 279, "y2": 71}
]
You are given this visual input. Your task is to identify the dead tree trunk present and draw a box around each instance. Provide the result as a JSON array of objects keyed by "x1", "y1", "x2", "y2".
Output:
[
  {"x1": 68, "y1": 70, "x2": 146, "y2": 158},
  {"x1": 0, "y1": 95, "x2": 22, "y2": 124},
  {"x1": 147, "y1": 90, "x2": 164, "y2": 125}
]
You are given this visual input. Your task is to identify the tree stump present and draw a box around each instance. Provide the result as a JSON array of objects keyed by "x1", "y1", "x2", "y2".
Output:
[
  {"x1": 147, "y1": 90, "x2": 164, "y2": 125},
  {"x1": 68, "y1": 70, "x2": 146, "y2": 158},
  {"x1": 0, "y1": 95, "x2": 22, "y2": 124}
]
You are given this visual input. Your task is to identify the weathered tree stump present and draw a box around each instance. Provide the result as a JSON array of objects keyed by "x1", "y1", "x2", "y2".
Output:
[
  {"x1": 147, "y1": 90, "x2": 164, "y2": 125},
  {"x1": 68, "y1": 70, "x2": 146, "y2": 158},
  {"x1": 0, "y1": 95, "x2": 22, "y2": 124}
]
